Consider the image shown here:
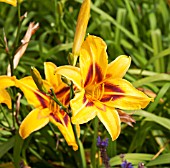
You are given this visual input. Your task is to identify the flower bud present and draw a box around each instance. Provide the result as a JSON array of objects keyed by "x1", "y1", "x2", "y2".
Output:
[
  {"x1": 30, "y1": 67, "x2": 46, "y2": 93},
  {"x1": 72, "y1": 0, "x2": 90, "y2": 65}
]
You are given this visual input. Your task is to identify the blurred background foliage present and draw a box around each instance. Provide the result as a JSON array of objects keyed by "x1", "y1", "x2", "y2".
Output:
[{"x1": 0, "y1": 0, "x2": 170, "y2": 167}]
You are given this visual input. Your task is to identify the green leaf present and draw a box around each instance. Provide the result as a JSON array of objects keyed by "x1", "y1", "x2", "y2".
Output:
[
  {"x1": 0, "y1": 136, "x2": 15, "y2": 158},
  {"x1": 148, "y1": 83, "x2": 170, "y2": 112},
  {"x1": 146, "y1": 153, "x2": 170, "y2": 166},
  {"x1": 109, "y1": 153, "x2": 154, "y2": 166},
  {"x1": 132, "y1": 74, "x2": 170, "y2": 87},
  {"x1": 13, "y1": 132, "x2": 24, "y2": 168},
  {"x1": 134, "y1": 110, "x2": 170, "y2": 130}
]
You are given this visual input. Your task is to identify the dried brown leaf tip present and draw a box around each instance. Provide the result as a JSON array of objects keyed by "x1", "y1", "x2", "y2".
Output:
[
  {"x1": 117, "y1": 109, "x2": 136, "y2": 127},
  {"x1": 7, "y1": 22, "x2": 39, "y2": 76}
]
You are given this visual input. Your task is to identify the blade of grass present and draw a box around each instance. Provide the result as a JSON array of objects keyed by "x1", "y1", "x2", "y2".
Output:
[
  {"x1": 109, "y1": 153, "x2": 154, "y2": 166},
  {"x1": 133, "y1": 110, "x2": 170, "y2": 130},
  {"x1": 124, "y1": 0, "x2": 138, "y2": 37},
  {"x1": 151, "y1": 29, "x2": 164, "y2": 73},
  {"x1": 132, "y1": 74, "x2": 170, "y2": 87},
  {"x1": 147, "y1": 83, "x2": 170, "y2": 112},
  {"x1": 115, "y1": 8, "x2": 126, "y2": 45},
  {"x1": 0, "y1": 136, "x2": 15, "y2": 158},
  {"x1": 146, "y1": 153, "x2": 170, "y2": 166}
]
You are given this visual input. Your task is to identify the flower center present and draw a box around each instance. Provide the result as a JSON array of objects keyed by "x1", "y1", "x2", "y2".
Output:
[
  {"x1": 86, "y1": 83, "x2": 105, "y2": 101},
  {"x1": 49, "y1": 99, "x2": 59, "y2": 113}
]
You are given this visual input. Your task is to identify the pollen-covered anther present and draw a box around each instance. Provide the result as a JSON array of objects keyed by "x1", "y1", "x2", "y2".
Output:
[{"x1": 87, "y1": 83, "x2": 105, "y2": 101}]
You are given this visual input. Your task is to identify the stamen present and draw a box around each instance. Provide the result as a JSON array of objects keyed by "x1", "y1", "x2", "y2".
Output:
[
  {"x1": 98, "y1": 83, "x2": 105, "y2": 100},
  {"x1": 91, "y1": 86, "x2": 95, "y2": 100}
]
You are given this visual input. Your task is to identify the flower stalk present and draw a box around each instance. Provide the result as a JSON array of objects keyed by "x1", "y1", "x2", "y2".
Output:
[{"x1": 49, "y1": 88, "x2": 67, "y2": 112}]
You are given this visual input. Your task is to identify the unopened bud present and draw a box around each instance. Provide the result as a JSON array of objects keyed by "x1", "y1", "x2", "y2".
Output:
[
  {"x1": 30, "y1": 67, "x2": 46, "y2": 92},
  {"x1": 72, "y1": 0, "x2": 90, "y2": 66},
  {"x1": 61, "y1": 76, "x2": 71, "y2": 86}
]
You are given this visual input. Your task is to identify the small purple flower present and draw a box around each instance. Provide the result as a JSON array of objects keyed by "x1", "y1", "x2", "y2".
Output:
[
  {"x1": 97, "y1": 136, "x2": 110, "y2": 168},
  {"x1": 97, "y1": 136, "x2": 109, "y2": 148},
  {"x1": 121, "y1": 160, "x2": 133, "y2": 168}
]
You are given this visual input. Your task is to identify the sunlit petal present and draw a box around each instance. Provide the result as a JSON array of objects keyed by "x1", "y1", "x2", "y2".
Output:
[
  {"x1": 107, "y1": 55, "x2": 131, "y2": 79},
  {"x1": 0, "y1": 0, "x2": 17, "y2": 6},
  {"x1": 102, "y1": 78, "x2": 153, "y2": 110},
  {"x1": 55, "y1": 66, "x2": 82, "y2": 90},
  {"x1": 55, "y1": 85, "x2": 70, "y2": 106},
  {"x1": 0, "y1": 89, "x2": 12, "y2": 109},
  {"x1": 44, "y1": 62, "x2": 62, "y2": 89},
  {"x1": 0, "y1": 76, "x2": 16, "y2": 89},
  {"x1": 15, "y1": 77, "x2": 49, "y2": 108},
  {"x1": 71, "y1": 90, "x2": 97, "y2": 124},
  {"x1": 19, "y1": 108, "x2": 50, "y2": 139},
  {"x1": 80, "y1": 35, "x2": 108, "y2": 87},
  {"x1": 50, "y1": 112, "x2": 78, "y2": 151},
  {"x1": 97, "y1": 107, "x2": 121, "y2": 141}
]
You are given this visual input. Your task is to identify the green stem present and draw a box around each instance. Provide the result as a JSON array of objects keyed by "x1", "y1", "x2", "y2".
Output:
[
  {"x1": 14, "y1": 0, "x2": 21, "y2": 49},
  {"x1": 91, "y1": 117, "x2": 99, "y2": 168},
  {"x1": 10, "y1": 0, "x2": 22, "y2": 76},
  {"x1": 50, "y1": 88, "x2": 67, "y2": 112},
  {"x1": 73, "y1": 124, "x2": 87, "y2": 168},
  {"x1": 12, "y1": 99, "x2": 15, "y2": 131}
]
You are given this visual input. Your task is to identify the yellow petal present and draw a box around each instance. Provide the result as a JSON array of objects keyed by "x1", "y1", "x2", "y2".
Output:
[
  {"x1": 0, "y1": 76, "x2": 16, "y2": 89},
  {"x1": 55, "y1": 66, "x2": 82, "y2": 90},
  {"x1": 72, "y1": 0, "x2": 90, "y2": 57},
  {"x1": 71, "y1": 90, "x2": 97, "y2": 124},
  {"x1": 0, "y1": 89, "x2": 12, "y2": 109},
  {"x1": 97, "y1": 107, "x2": 121, "y2": 141},
  {"x1": 15, "y1": 77, "x2": 49, "y2": 108},
  {"x1": 50, "y1": 112, "x2": 78, "y2": 151},
  {"x1": 44, "y1": 62, "x2": 62, "y2": 89},
  {"x1": 44, "y1": 62, "x2": 70, "y2": 100},
  {"x1": 107, "y1": 55, "x2": 131, "y2": 79},
  {"x1": 0, "y1": 0, "x2": 17, "y2": 6},
  {"x1": 76, "y1": 124, "x2": 80, "y2": 138},
  {"x1": 80, "y1": 35, "x2": 108, "y2": 87},
  {"x1": 19, "y1": 108, "x2": 50, "y2": 139},
  {"x1": 101, "y1": 78, "x2": 153, "y2": 110}
]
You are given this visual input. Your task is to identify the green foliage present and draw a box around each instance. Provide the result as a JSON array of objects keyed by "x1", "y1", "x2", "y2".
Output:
[{"x1": 0, "y1": 0, "x2": 170, "y2": 167}]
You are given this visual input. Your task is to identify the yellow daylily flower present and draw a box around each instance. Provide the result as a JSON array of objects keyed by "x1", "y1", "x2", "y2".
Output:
[
  {"x1": 0, "y1": 0, "x2": 17, "y2": 6},
  {"x1": 55, "y1": 35, "x2": 153, "y2": 141},
  {"x1": 0, "y1": 76, "x2": 16, "y2": 109},
  {"x1": 15, "y1": 62, "x2": 78, "y2": 151}
]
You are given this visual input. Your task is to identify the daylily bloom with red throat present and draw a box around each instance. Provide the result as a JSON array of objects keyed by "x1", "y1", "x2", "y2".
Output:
[
  {"x1": 0, "y1": 76, "x2": 16, "y2": 109},
  {"x1": 15, "y1": 62, "x2": 78, "y2": 151},
  {"x1": 0, "y1": 0, "x2": 17, "y2": 6},
  {"x1": 55, "y1": 35, "x2": 153, "y2": 141}
]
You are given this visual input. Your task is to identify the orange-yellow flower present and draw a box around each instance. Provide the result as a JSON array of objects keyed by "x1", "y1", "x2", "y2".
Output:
[
  {"x1": 0, "y1": 0, "x2": 17, "y2": 6},
  {"x1": 15, "y1": 62, "x2": 78, "y2": 151},
  {"x1": 55, "y1": 35, "x2": 153, "y2": 141},
  {"x1": 0, "y1": 76, "x2": 16, "y2": 109}
]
